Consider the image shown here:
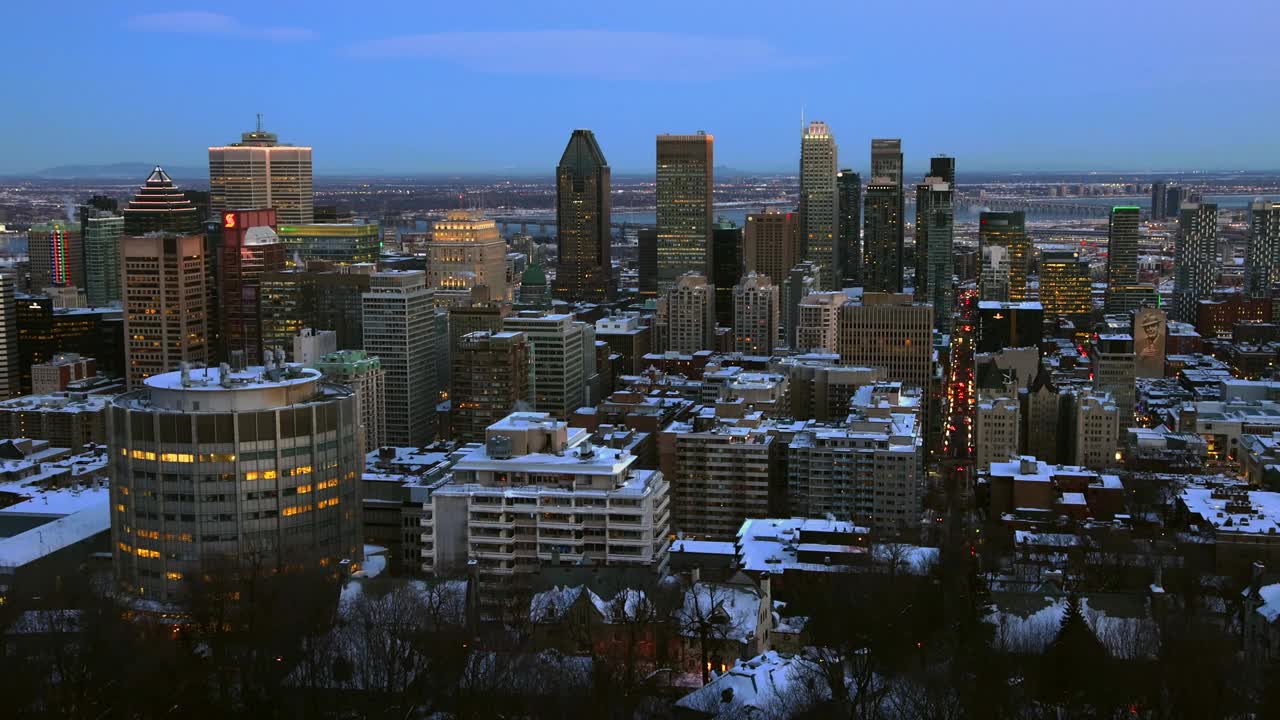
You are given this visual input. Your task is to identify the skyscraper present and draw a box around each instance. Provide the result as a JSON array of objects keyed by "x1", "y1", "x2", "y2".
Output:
[
  {"x1": 553, "y1": 129, "x2": 612, "y2": 302},
  {"x1": 1150, "y1": 181, "x2": 1167, "y2": 220},
  {"x1": 1041, "y1": 249, "x2": 1092, "y2": 324},
  {"x1": 122, "y1": 166, "x2": 202, "y2": 235},
  {"x1": 733, "y1": 272, "x2": 779, "y2": 356},
  {"x1": 209, "y1": 120, "x2": 314, "y2": 224},
  {"x1": 1163, "y1": 186, "x2": 1185, "y2": 220},
  {"x1": 314, "y1": 349, "x2": 386, "y2": 452},
  {"x1": 800, "y1": 122, "x2": 839, "y2": 289},
  {"x1": 745, "y1": 209, "x2": 800, "y2": 286},
  {"x1": 28, "y1": 221, "x2": 85, "y2": 290},
  {"x1": 711, "y1": 218, "x2": 743, "y2": 327},
  {"x1": 363, "y1": 271, "x2": 436, "y2": 445},
  {"x1": 863, "y1": 181, "x2": 904, "y2": 293},
  {"x1": 1106, "y1": 206, "x2": 1141, "y2": 293},
  {"x1": 427, "y1": 210, "x2": 509, "y2": 302},
  {"x1": 979, "y1": 211, "x2": 1029, "y2": 301},
  {"x1": 83, "y1": 212, "x2": 123, "y2": 307},
  {"x1": 0, "y1": 276, "x2": 17, "y2": 399},
  {"x1": 1174, "y1": 202, "x2": 1219, "y2": 323},
  {"x1": 656, "y1": 131, "x2": 714, "y2": 290},
  {"x1": 121, "y1": 233, "x2": 209, "y2": 387},
  {"x1": 219, "y1": 208, "x2": 285, "y2": 365},
  {"x1": 871, "y1": 138, "x2": 904, "y2": 187},
  {"x1": 837, "y1": 169, "x2": 862, "y2": 286},
  {"x1": 1247, "y1": 200, "x2": 1280, "y2": 299},
  {"x1": 502, "y1": 312, "x2": 588, "y2": 419},
  {"x1": 836, "y1": 293, "x2": 933, "y2": 390},
  {"x1": 918, "y1": 178, "x2": 954, "y2": 334},
  {"x1": 665, "y1": 273, "x2": 715, "y2": 353}
]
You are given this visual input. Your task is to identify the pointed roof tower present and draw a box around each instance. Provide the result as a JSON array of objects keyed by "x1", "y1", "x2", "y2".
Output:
[{"x1": 123, "y1": 166, "x2": 202, "y2": 236}]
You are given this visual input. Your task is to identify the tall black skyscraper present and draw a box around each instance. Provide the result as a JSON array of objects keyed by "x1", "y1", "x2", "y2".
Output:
[
  {"x1": 553, "y1": 129, "x2": 612, "y2": 302},
  {"x1": 837, "y1": 169, "x2": 862, "y2": 286},
  {"x1": 1150, "y1": 180, "x2": 1167, "y2": 220},
  {"x1": 122, "y1": 166, "x2": 202, "y2": 236},
  {"x1": 866, "y1": 139, "x2": 904, "y2": 293},
  {"x1": 1164, "y1": 186, "x2": 1185, "y2": 220},
  {"x1": 864, "y1": 181, "x2": 904, "y2": 293},
  {"x1": 711, "y1": 218, "x2": 743, "y2": 327}
]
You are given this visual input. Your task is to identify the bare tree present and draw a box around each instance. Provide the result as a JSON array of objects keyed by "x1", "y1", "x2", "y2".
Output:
[{"x1": 674, "y1": 582, "x2": 748, "y2": 685}]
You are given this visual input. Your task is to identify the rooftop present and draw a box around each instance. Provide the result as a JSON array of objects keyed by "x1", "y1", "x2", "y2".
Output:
[{"x1": 143, "y1": 364, "x2": 321, "y2": 392}]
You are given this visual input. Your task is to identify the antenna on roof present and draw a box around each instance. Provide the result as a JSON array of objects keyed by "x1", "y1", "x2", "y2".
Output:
[{"x1": 256, "y1": 112, "x2": 263, "y2": 132}]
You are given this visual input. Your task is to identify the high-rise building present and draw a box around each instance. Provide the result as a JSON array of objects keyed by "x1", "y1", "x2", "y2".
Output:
[
  {"x1": 83, "y1": 212, "x2": 123, "y2": 307},
  {"x1": 121, "y1": 234, "x2": 209, "y2": 388},
  {"x1": 837, "y1": 170, "x2": 862, "y2": 286},
  {"x1": 122, "y1": 166, "x2": 201, "y2": 236},
  {"x1": 28, "y1": 221, "x2": 85, "y2": 290},
  {"x1": 314, "y1": 349, "x2": 386, "y2": 452},
  {"x1": 660, "y1": 410, "x2": 776, "y2": 539},
  {"x1": 422, "y1": 413, "x2": 670, "y2": 587},
  {"x1": 553, "y1": 129, "x2": 612, "y2": 302},
  {"x1": 363, "y1": 271, "x2": 436, "y2": 445},
  {"x1": 1041, "y1": 249, "x2": 1092, "y2": 324},
  {"x1": 796, "y1": 292, "x2": 846, "y2": 353},
  {"x1": 837, "y1": 293, "x2": 933, "y2": 389},
  {"x1": 787, "y1": 383, "x2": 924, "y2": 536},
  {"x1": 665, "y1": 273, "x2": 715, "y2": 353},
  {"x1": 980, "y1": 245, "x2": 1011, "y2": 302},
  {"x1": 979, "y1": 211, "x2": 1029, "y2": 301},
  {"x1": 800, "y1": 122, "x2": 839, "y2": 289},
  {"x1": 426, "y1": 210, "x2": 509, "y2": 303},
  {"x1": 975, "y1": 395, "x2": 1021, "y2": 470},
  {"x1": 929, "y1": 155, "x2": 956, "y2": 186},
  {"x1": 638, "y1": 228, "x2": 658, "y2": 297},
  {"x1": 711, "y1": 219, "x2": 743, "y2": 328},
  {"x1": 502, "y1": 312, "x2": 588, "y2": 420},
  {"x1": 1247, "y1": 200, "x2": 1280, "y2": 299},
  {"x1": 782, "y1": 261, "x2": 821, "y2": 349},
  {"x1": 109, "y1": 363, "x2": 362, "y2": 602},
  {"x1": 276, "y1": 223, "x2": 381, "y2": 266},
  {"x1": 1093, "y1": 333, "x2": 1136, "y2": 430},
  {"x1": 917, "y1": 178, "x2": 954, "y2": 334},
  {"x1": 1174, "y1": 202, "x2": 1219, "y2": 323},
  {"x1": 1150, "y1": 181, "x2": 1168, "y2": 220},
  {"x1": 209, "y1": 121, "x2": 314, "y2": 224},
  {"x1": 1074, "y1": 391, "x2": 1119, "y2": 469},
  {"x1": 0, "y1": 276, "x2": 17, "y2": 399},
  {"x1": 451, "y1": 330, "x2": 528, "y2": 443},
  {"x1": 863, "y1": 180, "x2": 904, "y2": 293},
  {"x1": 293, "y1": 327, "x2": 337, "y2": 365},
  {"x1": 261, "y1": 264, "x2": 373, "y2": 356},
  {"x1": 219, "y1": 208, "x2": 285, "y2": 365},
  {"x1": 745, "y1": 209, "x2": 800, "y2": 286},
  {"x1": 977, "y1": 301, "x2": 1043, "y2": 353},
  {"x1": 1106, "y1": 206, "x2": 1141, "y2": 312},
  {"x1": 1024, "y1": 367, "x2": 1062, "y2": 464},
  {"x1": 871, "y1": 138, "x2": 904, "y2": 186},
  {"x1": 15, "y1": 298, "x2": 123, "y2": 391},
  {"x1": 1164, "y1": 186, "x2": 1185, "y2": 220},
  {"x1": 656, "y1": 131, "x2": 714, "y2": 290},
  {"x1": 733, "y1": 273, "x2": 779, "y2": 356}
]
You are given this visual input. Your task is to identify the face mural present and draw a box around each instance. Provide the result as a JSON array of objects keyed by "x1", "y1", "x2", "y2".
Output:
[{"x1": 1134, "y1": 307, "x2": 1166, "y2": 377}]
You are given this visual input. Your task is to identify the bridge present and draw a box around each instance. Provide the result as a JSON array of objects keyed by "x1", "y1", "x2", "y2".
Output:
[
  {"x1": 491, "y1": 216, "x2": 653, "y2": 236},
  {"x1": 955, "y1": 197, "x2": 1118, "y2": 219}
]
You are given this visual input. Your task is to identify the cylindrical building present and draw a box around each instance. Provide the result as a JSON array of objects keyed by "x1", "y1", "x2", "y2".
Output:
[{"x1": 109, "y1": 359, "x2": 362, "y2": 602}]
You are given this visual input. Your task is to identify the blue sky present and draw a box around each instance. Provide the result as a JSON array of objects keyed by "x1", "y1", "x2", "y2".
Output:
[{"x1": 4, "y1": 1, "x2": 1277, "y2": 175}]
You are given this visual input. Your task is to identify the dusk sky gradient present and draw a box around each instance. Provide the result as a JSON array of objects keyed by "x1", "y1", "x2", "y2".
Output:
[{"x1": 5, "y1": 0, "x2": 1278, "y2": 175}]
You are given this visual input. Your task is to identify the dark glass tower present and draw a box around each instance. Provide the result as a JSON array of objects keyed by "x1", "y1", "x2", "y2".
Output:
[
  {"x1": 863, "y1": 181, "x2": 904, "y2": 293},
  {"x1": 1150, "y1": 181, "x2": 1167, "y2": 220},
  {"x1": 837, "y1": 169, "x2": 862, "y2": 286},
  {"x1": 553, "y1": 130, "x2": 612, "y2": 302},
  {"x1": 929, "y1": 155, "x2": 956, "y2": 185},
  {"x1": 122, "y1": 166, "x2": 202, "y2": 236},
  {"x1": 711, "y1": 219, "x2": 743, "y2": 327}
]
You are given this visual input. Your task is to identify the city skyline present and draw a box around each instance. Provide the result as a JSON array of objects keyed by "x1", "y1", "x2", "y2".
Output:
[{"x1": 5, "y1": 1, "x2": 1279, "y2": 175}]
